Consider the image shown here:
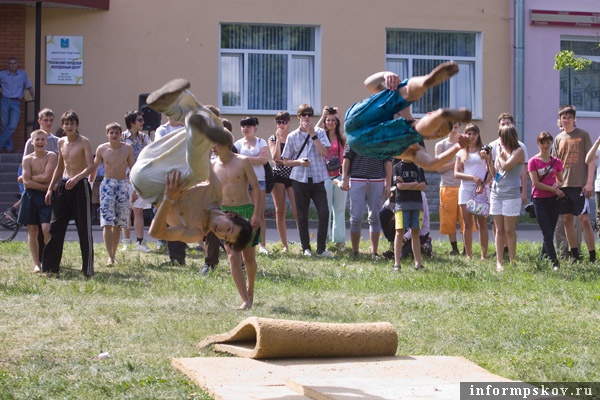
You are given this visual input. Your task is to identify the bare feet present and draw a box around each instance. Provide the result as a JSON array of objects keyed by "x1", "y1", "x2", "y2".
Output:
[
  {"x1": 423, "y1": 62, "x2": 459, "y2": 89},
  {"x1": 237, "y1": 300, "x2": 252, "y2": 310},
  {"x1": 441, "y1": 108, "x2": 472, "y2": 123}
]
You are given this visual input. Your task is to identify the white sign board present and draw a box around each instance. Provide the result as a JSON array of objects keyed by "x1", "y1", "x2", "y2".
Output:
[{"x1": 46, "y1": 35, "x2": 83, "y2": 85}]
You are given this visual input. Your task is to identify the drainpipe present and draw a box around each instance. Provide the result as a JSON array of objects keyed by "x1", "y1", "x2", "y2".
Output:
[
  {"x1": 34, "y1": 1, "x2": 42, "y2": 128},
  {"x1": 514, "y1": 0, "x2": 525, "y2": 140}
]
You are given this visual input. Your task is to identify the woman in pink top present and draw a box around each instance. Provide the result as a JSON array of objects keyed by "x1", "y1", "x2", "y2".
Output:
[
  {"x1": 318, "y1": 107, "x2": 347, "y2": 251},
  {"x1": 528, "y1": 131, "x2": 565, "y2": 271}
]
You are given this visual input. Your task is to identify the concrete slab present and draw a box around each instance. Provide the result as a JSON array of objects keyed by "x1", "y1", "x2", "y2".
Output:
[{"x1": 173, "y1": 356, "x2": 511, "y2": 400}]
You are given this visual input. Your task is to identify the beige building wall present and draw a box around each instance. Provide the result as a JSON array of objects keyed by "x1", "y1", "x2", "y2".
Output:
[{"x1": 23, "y1": 0, "x2": 511, "y2": 150}]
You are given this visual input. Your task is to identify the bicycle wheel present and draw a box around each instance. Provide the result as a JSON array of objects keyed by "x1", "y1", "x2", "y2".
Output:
[{"x1": 0, "y1": 212, "x2": 20, "y2": 242}]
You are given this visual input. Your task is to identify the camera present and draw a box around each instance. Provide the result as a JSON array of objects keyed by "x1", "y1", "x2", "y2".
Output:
[
  {"x1": 481, "y1": 144, "x2": 492, "y2": 154},
  {"x1": 327, "y1": 107, "x2": 336, "y2": 114}
]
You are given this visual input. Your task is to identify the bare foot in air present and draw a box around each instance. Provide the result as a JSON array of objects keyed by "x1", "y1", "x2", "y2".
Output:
[
  {"x1": 423, "y1": 61, "x2": 460, "y2": 89},
  {"x1": 441, "y1": 108, "x2": 472, "y2": 123}
]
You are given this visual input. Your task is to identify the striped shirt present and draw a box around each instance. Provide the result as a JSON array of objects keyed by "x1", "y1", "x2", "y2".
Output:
[{"x1": 344, "y1": 145, "x2": 391, "y2": 179}]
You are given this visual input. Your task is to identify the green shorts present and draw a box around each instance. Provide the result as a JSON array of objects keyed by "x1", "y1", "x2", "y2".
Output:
[{"x1": 221, "y1": 203, "x2": 260, "y2": 247}]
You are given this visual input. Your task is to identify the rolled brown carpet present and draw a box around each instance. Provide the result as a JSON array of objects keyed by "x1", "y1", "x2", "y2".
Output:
[{"x1": 198, "y1": 317, "x2": 398, "y2": 359}]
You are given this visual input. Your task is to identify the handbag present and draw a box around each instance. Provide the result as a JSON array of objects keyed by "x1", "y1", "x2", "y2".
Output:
[
  {"x1": 466, "y1": 195, "x2": 490, "y2": 217},
  {"x1": 326, "y1": 157, "x2": 341, "y2": 172},
  {"x1": 325, "y1": 137, "x2": 342, "y2": 172},
  {"x1": 466, "y1": 185, "x2": 489, "y2": 217}
]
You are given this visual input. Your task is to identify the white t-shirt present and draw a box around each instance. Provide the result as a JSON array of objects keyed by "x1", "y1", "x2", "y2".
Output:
[{"x1": 234, "y1": 137, "x2": 268, "y2": 181}]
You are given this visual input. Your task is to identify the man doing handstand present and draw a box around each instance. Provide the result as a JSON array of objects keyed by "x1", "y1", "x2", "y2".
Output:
[{"x1": 130, "y1": 79, "x2": 252, "y2": 252}]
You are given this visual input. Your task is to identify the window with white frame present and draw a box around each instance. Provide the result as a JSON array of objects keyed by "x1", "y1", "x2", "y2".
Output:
[
  {"x1": 560, "y1": 37, "x2": 600, "y2": 115},
  {"x1": 220, "y1": 24, "x2": 319, "y2": 114},
  {"x1": 386, "y1": 30, "x2": 481, "y2": 118}
]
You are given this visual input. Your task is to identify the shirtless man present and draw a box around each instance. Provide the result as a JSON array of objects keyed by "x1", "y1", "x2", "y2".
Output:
[
  {"x1": 42, "y1": 110, "x2": 96, "y2": 277},
  {"x1": 345, "y1": 62, "x2": 470, "y2": 170},
  {"x1": 212, "y1": 137, "x2": 260, "y2": 310},
  {"x1": 18, "y1": 130, "x2": 57, "y2": 272},
  {"x1": 90, "y1": 122, "x2": 134, "y2": 266}
]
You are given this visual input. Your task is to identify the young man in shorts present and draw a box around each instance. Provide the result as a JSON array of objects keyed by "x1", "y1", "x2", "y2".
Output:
[
  {"x1": 90, "y1": 122, "x2": 134, "y2": 266},
  {"x1": 18, "y1": 130, "x2": 57, "y2": 272},
  {"x1": 552, "y1": 105, "x2": 596, "y2": 262},
  {"x1": 212, "y1": 136, "x2": 261, "y2": 310},
  {"x1": 345, "y1": 61, "x2": 471, "y2": 170}
]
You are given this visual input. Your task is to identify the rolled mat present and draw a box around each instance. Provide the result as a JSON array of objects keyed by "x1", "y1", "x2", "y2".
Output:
[{"x1": 198, "y1": 317, "x2": 398, "y2": 359}]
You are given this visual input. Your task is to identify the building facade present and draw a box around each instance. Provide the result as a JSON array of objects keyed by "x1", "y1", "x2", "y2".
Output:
[{"x1": 0, "y1": 0, "x2": 598, "y2": 156}]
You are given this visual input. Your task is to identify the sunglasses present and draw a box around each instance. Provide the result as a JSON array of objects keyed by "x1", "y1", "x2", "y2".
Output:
[
  {"x1": 137, "y1": 118, "x2": 144, "y2": 122},
  {"x1": 275, "y1": 119, "x2": 289, "y2": 125},
  {"x1": 299, "y1": 113, "x2": 313, "y2": 117}
]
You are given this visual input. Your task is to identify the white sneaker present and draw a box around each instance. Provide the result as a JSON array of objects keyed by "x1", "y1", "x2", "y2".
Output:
[
  {"x1": 135, "y1": 242, "x2": 152, "y2": 253},
  {"x1": 496, "y1": 264, "x2": 504, "y2": 272},
  {"x1": 33, "y1": 265, "x2": 41, "y2": 273},
  {"x1": 259, "y1": 246, "x2": 269, "y2": 255},
  {"x1": 317, "y1": 250, "x2": 333, "y2": 258},
  {"x1": 303, "y1": 249, "x2": 312, "y2": 257},
  {"x1": 120, "y1": 238, "x2": 132, "y2": 252}
]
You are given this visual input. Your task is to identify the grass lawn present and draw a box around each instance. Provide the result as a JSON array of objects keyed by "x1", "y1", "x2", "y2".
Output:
[{"x1": 0, "y1": 238, "x2": 599, "y2": 399}]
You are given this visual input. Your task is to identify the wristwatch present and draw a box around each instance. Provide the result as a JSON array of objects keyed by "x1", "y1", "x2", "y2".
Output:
[{"x1": 311, "y1": 135, "x2": 318, "y2": 141}]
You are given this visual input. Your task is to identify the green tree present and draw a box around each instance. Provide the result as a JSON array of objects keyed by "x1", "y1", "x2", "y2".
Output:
[{"x1": 554, "y1": 48, "x2": 595, "y2": 71}]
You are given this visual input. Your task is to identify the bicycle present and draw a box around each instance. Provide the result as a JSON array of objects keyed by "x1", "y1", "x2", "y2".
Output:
[{"x1": 0, "y1": 208, "x2": 20, "y2": 242}]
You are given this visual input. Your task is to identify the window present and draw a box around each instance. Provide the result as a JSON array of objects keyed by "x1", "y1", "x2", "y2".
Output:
[
  {"x1": 220, "y1": 24, "x2": 320, "y2": 114},
  {"x1": 560, "y1": 37, "x2": 600, "y2": 115},
  {"x1": 386, "y1": 30, "x2": 481, "y2": 118}
]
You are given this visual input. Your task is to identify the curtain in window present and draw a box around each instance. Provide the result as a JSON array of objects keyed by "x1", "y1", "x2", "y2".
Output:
[
  {"x1": 221, "y1": 54, "x2": 242, "y2": 107},
  {"x1": 453, "y1": 61, "x2": 474, "y2": 110},
  {"x1": 292, "y1": 56, "x2": 314, "y2": 109}
]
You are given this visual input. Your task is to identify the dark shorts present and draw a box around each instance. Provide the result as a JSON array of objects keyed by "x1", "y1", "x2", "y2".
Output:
[
  {"x1": 558, "y1": 187, "x2": 586, "y2": 215},
  {"x1": 18, "y1": 189, "x2": 52, "y2": 225},
  {"x1": 273, "y1": 173, "x2": 293, "y2": 188}
]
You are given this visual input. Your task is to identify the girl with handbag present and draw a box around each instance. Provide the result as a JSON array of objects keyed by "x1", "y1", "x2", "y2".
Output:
[
  {"x1": 317, "y1": 106, "x2": 348, "y2": 251},
  {"x1": 268, "y1": 112, "x2": 299, "y2": 253},
  {"x1": 489, "y1": 126, "x2": 525, "y2": 272},
  {"x1": 454, "y1": 124, "x2": 492, "y2": 261},
  {"x1": 528, "y1": 131, "x2": 565, "y2": 271}
]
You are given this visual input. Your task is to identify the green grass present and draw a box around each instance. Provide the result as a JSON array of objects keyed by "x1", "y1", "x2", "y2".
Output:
[{"x1": 1, "y1": 239, "x2": 599, "y2": 399}]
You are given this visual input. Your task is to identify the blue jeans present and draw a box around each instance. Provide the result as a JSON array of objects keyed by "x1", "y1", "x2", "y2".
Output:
[
  {"x1": 533, "y1": 196, "x2": 560, "y2": 267},
  {"x1": 0, "y1": 97, "x2": 21, "y2": 151},
  {"x1": 324, "y1": 176, "x2": 348, "y2": 243}
]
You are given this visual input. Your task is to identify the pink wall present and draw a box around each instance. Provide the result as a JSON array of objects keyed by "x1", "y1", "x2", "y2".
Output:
[{"x1": 523, "y1": 0, "x2": 600, "y2": 154}]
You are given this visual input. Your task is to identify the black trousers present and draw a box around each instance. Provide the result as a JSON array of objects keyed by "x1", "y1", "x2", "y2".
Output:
[
  {"x1": 167, "y1": 240, "x2": 187, "y2": 264},
  {"x1": 292, "y1": 179, "x2": 329, "y2": 253},
  {"x1": 204, "y1": 231, "x2": 221, "y2": 265},
  {"x1": 42, "y1": 179, "x2": 94, "y2": 276}
]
